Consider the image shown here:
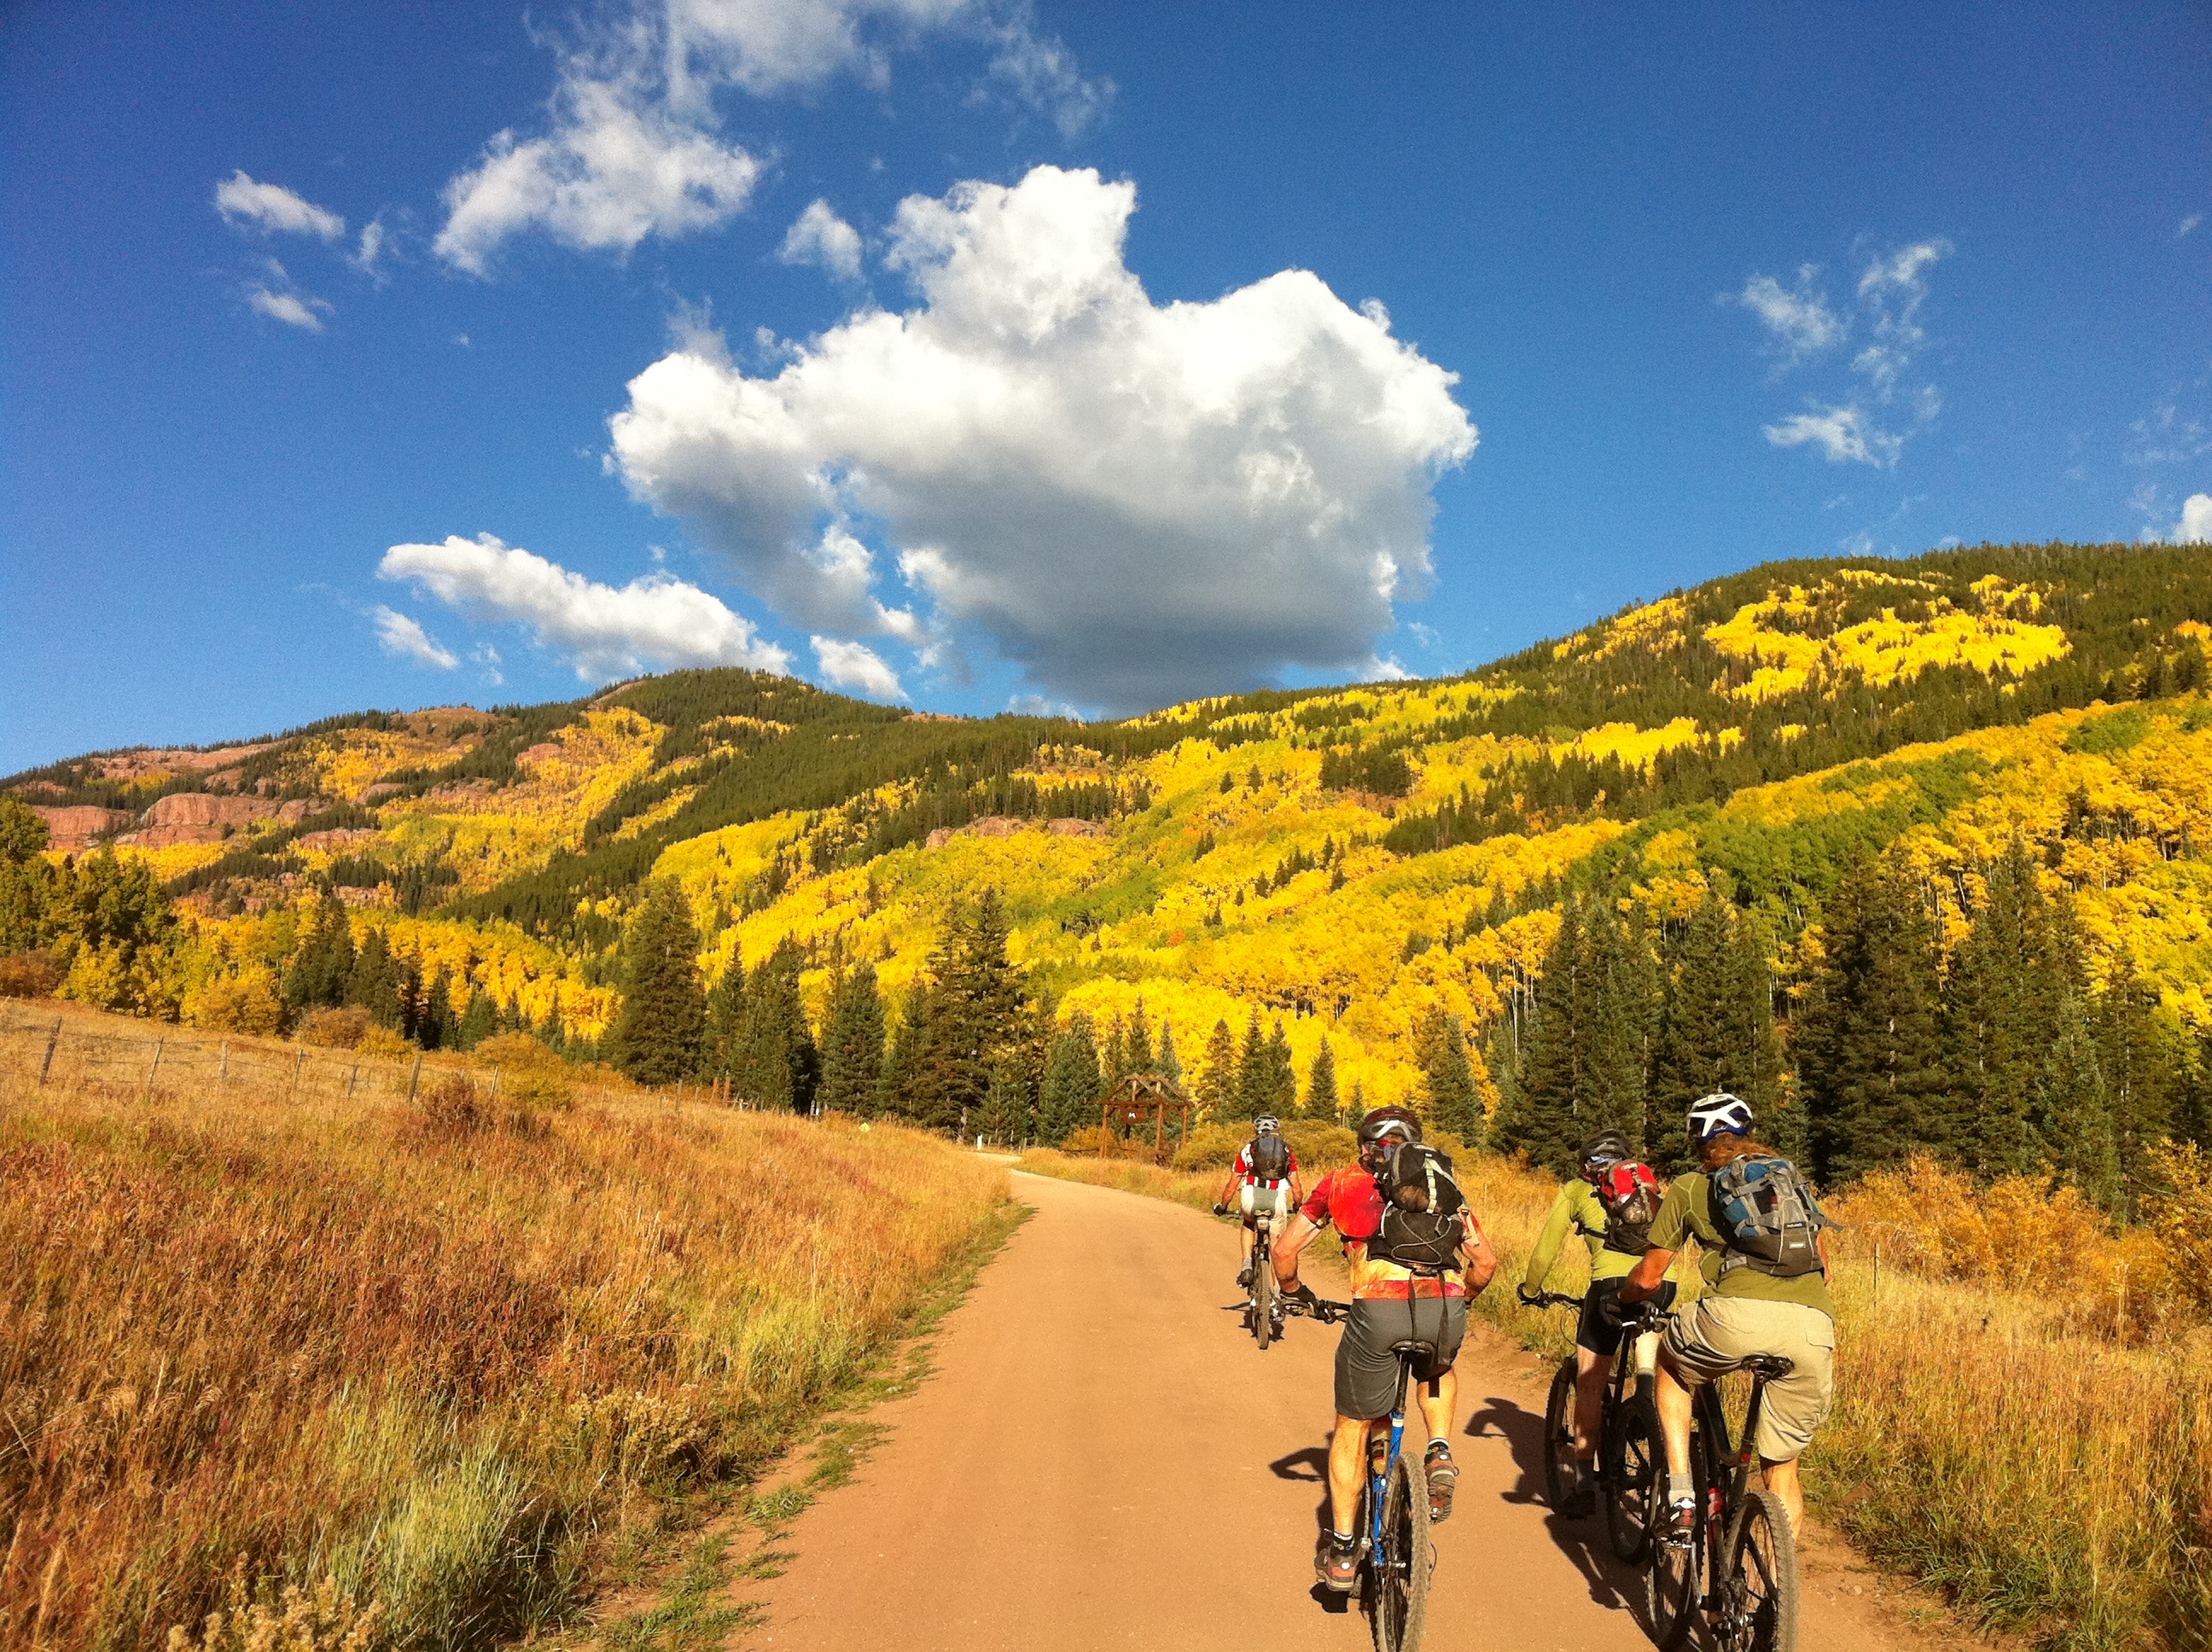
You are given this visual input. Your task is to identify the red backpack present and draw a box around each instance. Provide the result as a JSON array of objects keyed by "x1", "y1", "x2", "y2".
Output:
[{"x1": 1592, "y1": 1160, "x2": 1662, "y2": 1255}]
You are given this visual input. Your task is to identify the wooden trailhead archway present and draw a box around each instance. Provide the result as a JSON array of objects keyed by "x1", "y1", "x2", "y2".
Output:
[{"x1": 1099, "y1": 1072, "x2": 1193, "y2": 1162}]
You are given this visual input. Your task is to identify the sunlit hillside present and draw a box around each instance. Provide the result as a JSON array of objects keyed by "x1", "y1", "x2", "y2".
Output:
[{"x1": 10, "y1": 538, "x2": 2212, "y2": 1128}]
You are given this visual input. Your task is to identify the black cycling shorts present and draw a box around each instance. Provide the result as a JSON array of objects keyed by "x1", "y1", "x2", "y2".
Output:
[
  {"x1": 1575, "y1": 1277, "x2": 1629, "y2": 1358},
  {"x1": 1335, "y1": 1294, "x2": 1467, "y2": 1421}
]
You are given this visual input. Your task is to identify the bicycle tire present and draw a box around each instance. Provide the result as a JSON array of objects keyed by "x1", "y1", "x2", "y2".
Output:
[
  {"x1": 1370, "y1": 1449, "x2": 1431, "y2": 1652},
  {"x1": 1606, "y1": 1393, "x2": 1662, "y2": 1565},
  {"x1": 1252, "y1": 1253, "x2": 1276, "y2": 1350},
  {"x1": 1540, "y1": 1358, "x2": 1579, "y2": 1512},
  {"x1": 1716, "y1": 1488, "x2": 1798, "y2": 1652},
  {"x1": 1644, "y1": 1430, "x2": 1703, "y2": 1650}
]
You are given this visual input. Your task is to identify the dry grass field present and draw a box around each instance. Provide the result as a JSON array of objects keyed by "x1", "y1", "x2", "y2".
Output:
[
  {"x1": 0, "y1": 1006, "x2": 1011, "y2": 1652},
  {"x1": 1019, "y1": 1147, "x2": 2212, "y2": 1650}
]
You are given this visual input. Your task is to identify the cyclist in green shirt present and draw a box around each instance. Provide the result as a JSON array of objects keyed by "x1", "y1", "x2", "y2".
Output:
[
  {"x1": 1621, "y1": 1093, "x2": 1835, "y2": 1540},
  {"x1": 1515, "y1": 1130, "x2": 1674, "y2": 1516}
]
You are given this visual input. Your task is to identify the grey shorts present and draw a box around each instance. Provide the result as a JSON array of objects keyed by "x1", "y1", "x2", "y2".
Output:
[
  {"x1": 1662, "y1": 1296, "x2": 1837, "y2": 1462},
  {"x1": 1335, "y1": 1295, "x2": 1467, "y2": 1421}
]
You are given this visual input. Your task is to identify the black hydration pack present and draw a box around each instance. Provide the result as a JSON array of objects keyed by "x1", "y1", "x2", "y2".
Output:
[
  {"x1": 1369, "y1": 1143, "x2": 1467, "y2": 1271},
  {"x1": 1247, "y1": 1133, "x2": 1291, "y2": 1181}
]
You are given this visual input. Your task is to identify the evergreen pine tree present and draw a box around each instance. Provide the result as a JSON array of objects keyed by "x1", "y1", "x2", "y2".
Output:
[
  {"x1": 1037, "y1": 1009, "x2": 1102, "y2": 1144},
  {"x1": 1126, "y1": 998, "x2": 1156, "y2": 1074},
  {"x1": 457, "y1": 983, "x2": 497, "y2": 1050},
  {"x1": 1234, "y1": 1009, "x2": 1270, "y2": 1116},
  {"x1": 1944, "y1": 841, "x2": 2068, "y2": 1174},
  {"x1": 1304, "y1": 1035, "x2": 1342, "y2": 1122},
  {"x1": 1650, "y1": 888, "x2": 1786, "y2": 1172},
  {"x1": 2094, "y1": 953, "x2": 2180, "y2": 1207},
  {"x1": 1493, "y1": 894, "x2": 1582, "y2": 1171},
  {"x1": 606, "y1": 879, "x2": 707, "y2": 1085},
  {"x1": 733, "y1": 936, "x2": 818, "y2": 1113},
  {"x1": 1157, "y1": 1024, "x2": 1184, "y2": 1091},
  {"x1": 421, "y1": 966, "x2": 456, "y2": 1052},
  {"x1": 704, "y1": 957, "x2": 748, "y2": 1079},
  {"x1": 876, "y1": 982, "x2": 930, "y2": 1120},
  {"x1": 976, "y1": 1054, "x2": 1034, "y2": 1145},
  {"x1": 2041, "y1": 990, "x2": 2122, "y2": 1213},
  {"x1": 908, "y1": 890, "x2": 1027, "y2": 1133},
  {"x1": 1576, "y1": 899, "x2": 1652, "y2": 1152},
  {"x1": 1196, "y1": 1018, "x2": 1238, "y2": 1122},
  {"x1": 1415, "y1": 1010, "x2": 1483, "y2": 1143},
  {"x1": 816, "y1": 961, "x2": 887, "y2": 1116},
  {"x1": 1261, "y1": 1020, "x2": 1297, "y2": 1115},
  {"x1": 346, "y1": 928, "x2": 401, "y2": 1027},
  {"x1": 284, "y1": 887, "x2": 355, "y2": 1013},
  {"x1": 1798, "y1": 854, "x2": 1948, "y2": 1182}
]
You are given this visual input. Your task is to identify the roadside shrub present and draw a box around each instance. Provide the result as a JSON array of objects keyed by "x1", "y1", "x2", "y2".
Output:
[
  {"x1": 295, "y1": 1007, "x2": 370, "y2": 1050},
  {"x1": 185, "y1": 971, "x2": 283, "y2": 1034},
  {"x1": 354, "y1": 1024, "x2": 415, "y2": 1061},
  {"x1": 0, "y1": 948, "x2": 63, "y2": 999},
  {"x1": 473, "y1": 1032, "x2": 575, "y2": 1110}
]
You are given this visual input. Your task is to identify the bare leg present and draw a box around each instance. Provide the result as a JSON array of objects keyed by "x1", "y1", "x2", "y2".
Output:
[
  {"x1": 1572, "y1": 1346, "x2": 1607, "y2": 1463},
  {"x1": 1327, "y1": 1414, "x2": 1375, "y2": 1535},
  {"x1": 1761, "y1": 1455, "x2": 1804, "y2": 1537},
  {"x1": 1656, "y1": 1354, "x2": 1696, "y2": 1486},
  {"x1": 1415, "y1": 1366, "x2": 1458, "y2": 1446}
]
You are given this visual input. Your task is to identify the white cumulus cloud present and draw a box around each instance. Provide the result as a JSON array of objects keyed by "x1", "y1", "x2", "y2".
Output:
[
  {"x1": 246, "y1": 263, "x2": 333, "y2": 332},
  {"x1": 608, "y1": 165, "x2": 1476, "y2": 712},
  {"x1": 370, "y1": 606, "x2": 460, "y2": 669},
  {"x1": 214, "y1": 171, "x2": 346, "y2": 241},
  {"x1": 1731, "y1": 265, "x2": 1843, "y2": 364},
  {"x1": 377, "y1": 532, "x2": 791, "y2": 680},
  {"x1": 810, "y1": 635, "x2": 906, "y2": 700},
  {"x1": 778, "y1": 199, "x2": 864, "y2": 280},
  {"x1": 436, "y1": 68, "x2": 761, "y2": 274},
  {"x1": 2147, "y1": 492, "x2": 2212, "y2": 545},
  {"x1": 1763, "y1": 403, "x2": 1901, "y2": 468}
]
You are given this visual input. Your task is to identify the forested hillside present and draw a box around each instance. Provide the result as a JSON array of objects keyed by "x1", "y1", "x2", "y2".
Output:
[{"x1": 9, "y1": 538, "x2": 2212, "y2": 1207}]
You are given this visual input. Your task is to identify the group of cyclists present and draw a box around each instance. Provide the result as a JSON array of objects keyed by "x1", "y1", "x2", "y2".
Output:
[{"x1": 1217, "y1": 1093, "x2": 1837, "y2": 1595}]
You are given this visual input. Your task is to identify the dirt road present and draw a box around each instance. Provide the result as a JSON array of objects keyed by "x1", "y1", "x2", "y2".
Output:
[{"x1": 742, "y1": 1170, "x2": 1941, "y2": 1652}]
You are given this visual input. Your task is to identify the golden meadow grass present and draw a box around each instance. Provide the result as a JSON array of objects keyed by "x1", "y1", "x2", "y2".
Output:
[
  {"x1": 1019, "y1": 1147, "x2": 2212, "y2": 1649},
  {"x1": 0, "y1": 1033, "x2": 1010, "y2": 1652}
]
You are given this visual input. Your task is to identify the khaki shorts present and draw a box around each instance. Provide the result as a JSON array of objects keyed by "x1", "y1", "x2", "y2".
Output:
[{"x1": 1662, "y1": 1296, "x2": 1836, "y2": 1462}]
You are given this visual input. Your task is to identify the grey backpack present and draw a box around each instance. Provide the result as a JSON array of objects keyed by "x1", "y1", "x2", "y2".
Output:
[{"x1": 1708, "y1": 1153, "x2": 1825, "y2": 1278}]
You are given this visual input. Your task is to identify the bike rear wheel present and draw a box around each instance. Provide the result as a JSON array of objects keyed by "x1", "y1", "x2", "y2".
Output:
[
  {"x1": 1541, "y1": 1358, "x2": 1579, "y2": 1512},
  {"x1": 1716, "y1": 1488, "x2": 1798, "y2": 1652},
  {"x1": 1606, "y1": 1393, "x2": 1662, "y2": 1564},
  {"x1": 1644, "y1": 1434, "x2": 1704, "y2": 1650},
  {"x1": 1369, "y1": 1450, "x2": 1431, "y2": 1652},
  {"x1": 1252, "y1": 1252, "x2": 1276, "y2": 1349}
]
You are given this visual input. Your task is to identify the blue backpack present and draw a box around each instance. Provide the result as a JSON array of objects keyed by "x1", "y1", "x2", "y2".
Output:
[{"x1": 1708, "y1": 1154, "x2": 1826, "y2": 1279}]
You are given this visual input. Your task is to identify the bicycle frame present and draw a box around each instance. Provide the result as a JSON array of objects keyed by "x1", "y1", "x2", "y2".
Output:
[{"x1": 1696, "y1": 1366, "x2": 1778, "y2": 1576}]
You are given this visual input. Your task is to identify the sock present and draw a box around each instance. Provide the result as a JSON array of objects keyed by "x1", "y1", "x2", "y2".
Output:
[
  {"x1": 1330, "y1": 1527, "x2": 1355, "y2": 1544},
  {"x1": 1666, "y1": 1474, "x2": 1695, "y2": 1506},
  {"x1": 1429, "y1": 1436, "x2": 1452, "y2": 1457}
]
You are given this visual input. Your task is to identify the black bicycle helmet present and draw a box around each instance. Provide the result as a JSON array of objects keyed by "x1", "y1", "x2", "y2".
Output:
[
  {"x1": 1577, "y1": 1130, "x2": 1632, "y2": 1175},
  {"x1": 1356, "y1": 1105, "x2": 1423, "y2": 1146}
]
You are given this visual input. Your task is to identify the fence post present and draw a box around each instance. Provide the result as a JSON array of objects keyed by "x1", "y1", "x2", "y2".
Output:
[
  {"x1": 218, "y1": 1039, "x2": 230, "y2": 1101},
  {"x1": 38, "y1": 1017, "x2": 61, "y2": 1085},
  {"x1": 408, "y1": 1051, "x2": 424, "y2": 1103},
  {"x1": 145, "y1": 1038, "x2": 166, "y2": 1102},
  {"x1": 346, "y1": 1063, "x2": 360, "y2": 1100},
  {"x1": 288, "y1": 1047, "x2": 305, "y2": 1102},
  {"x1": 488, "y1": 1067, "x2": 500, "y2": 1101}
]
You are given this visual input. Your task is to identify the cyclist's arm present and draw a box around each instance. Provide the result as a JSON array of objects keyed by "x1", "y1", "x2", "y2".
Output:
[
  {"x1": 1216, "y1": 1170, "x2": 1240, "y2": 1210},
  {"x1": 1620, "y1": 1178, "x2": 1693, "y2": 1304},
  {"x1": 1817, "y1": 1225, "x2": 1832, "y2": 1283},
  {"x1": 1520, "y1": 1187, "x2": 1576, "y2": 1292},
  {"x1": 1618, "y1": 1244, "x2": 1674, "y2": 1304}
]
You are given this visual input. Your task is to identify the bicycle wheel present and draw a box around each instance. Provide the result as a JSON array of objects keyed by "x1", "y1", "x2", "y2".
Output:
[
  {"x1": 1644, "y1": 1433, "x2": 1703, "y2": 1650},
  {"x1": 1370, "y1": 1450, "x2": 1432, "y2": 1652},
  {"x1": 1252, "y1": 1254, "x2": 1276, "y2": 1349},
  {"x1": 1540, "y1": 1358, "x2": 1579, "y2": 1511},
  {"x1": 1715, "y1": 1488, "x2": 1798, "y2": 1652},
  {"x1": 1605, "y1": 1393, "x2": 1662, "y2": 1565}
]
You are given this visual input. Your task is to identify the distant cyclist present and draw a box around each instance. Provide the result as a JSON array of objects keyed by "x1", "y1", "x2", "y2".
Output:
[
  {"x1": 1214, "y1": 1116, "x2": 1303, "y2": 1291},
  {"x1": 1273, "y1": 1106, "x2": 1499, "y2": 1591},
  {"x1": 1516, "y1": 1129, "x2": 1674, "y2": 1516},
  {"x1": 1620, "y1": 1093, "x2": 1835, "y2": 1541}
]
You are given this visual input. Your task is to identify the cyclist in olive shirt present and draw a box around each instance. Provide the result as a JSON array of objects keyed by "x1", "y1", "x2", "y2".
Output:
[
  {"x1": 1515, "y1": 1130, "x2": 1673, "y2": 1516},
  {"x1": 1620, "y1": 1094, "x2": 1834, "y2": 1540}
]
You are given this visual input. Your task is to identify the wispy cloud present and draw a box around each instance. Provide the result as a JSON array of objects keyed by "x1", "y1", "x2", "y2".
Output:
[
  {"x1": 245, "y1": 261, "x2": 333, "y2": 331},
  {"x1": 1851, "y1": 239, "x2": 1950, "y2": 401},
  {"x1": 1763, "y1": 404, "x2": 1901, "y2": 468},
  {"x1": 1729, "y1": 265, "x2": 1844, "y2": 365},
  {"x1": 214, "y1": 171, "x2": 345, "y2": 241},
  {"x1": 778, "y1": 200, "x2": 864, "y2": 280},
  {"x1": 2180, "y1": 213, "x2": 2203, "y2": 240},
  {"x1": 370, "y1": 605, "x2": 459, "y2": 668},
  {"x1": 809, "y1": 635, "x2": 905, "y2": 700}
]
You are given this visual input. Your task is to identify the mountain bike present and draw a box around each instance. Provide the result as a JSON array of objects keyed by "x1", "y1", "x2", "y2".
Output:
[
  {"x1": 1215, "y1": 1198, "x2": 1286, "y2": 1349},
  {"x1": 1289, "y1": 1296, "x2": 1433, "y2": 1652},
  {"x1": 1645, "y1": 1351, "x2": 1801, "y2": 1652},
  {"x1": 1530, "y1": 1288, "x2": 1668, "y2": 1562}
]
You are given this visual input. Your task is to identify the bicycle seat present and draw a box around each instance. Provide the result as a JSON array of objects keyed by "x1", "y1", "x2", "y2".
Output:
[
  {"x1": 1742, "y1": 1354, "x2": 1796, "y2": 1381},
  {"x1": 1388, "y1": 1340, "x2": 1438, "y2": 1359}
]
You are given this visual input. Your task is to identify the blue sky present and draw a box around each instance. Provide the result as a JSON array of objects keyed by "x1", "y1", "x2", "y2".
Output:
[{"x1": 3, "y1": 0, "x2": 2207, "y2": 770}]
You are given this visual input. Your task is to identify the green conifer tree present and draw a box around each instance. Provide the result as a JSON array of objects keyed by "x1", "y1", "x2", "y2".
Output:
[
  {"x1": 816, "y1": 961, "x2": 887, "y2": 1116},
  {"x1": 1196, "y1": 1018, "x2": 1238, "y2": 1123},
  {"x1": 1650, "y1": 888, "x2": 1785, "y2": 1172},
  {"x1": 606, "y1": 879, "x2": 707, "y2": 1085},
  {"x1": 1415, "y1": 1010, "x2": 1483, "y2": 1143},
  {"x1": 733, "y1": 936, "x2": 818, "y2": 1113},
  {"x1": 457, "y1": 983, "x2": 497, "y2": 1050},
  {"x1": 421, "y1": 966, "x2": 456, "y2": 1051},
  {"x1": 346, "y1": 928, "x2": 401, "y2": 1027},
  {"x1": 1261, "y1": 1019, "x2": 1297, "y2": 1115},
  {"x1": 2041, "y1": 990, "x2": 2122, "y2": 1213},
  {"x1": 1493, "y1": 893, "x2": 1582, "y2": 1171},
  {"x1": 876, "y1": 982, "x2": 930, "y2": 1120},
  {"x1": 1234, "y1": 1009, "x2": 1270, "y2": 1116},
  {"x1": 284, "y1": 887, "x2": 355, "y2": 1013},
  {"x1": 1304, "y1": 1035, "x2": 1342, "y2": 1123},
  {"x1": 1037, "y1": 1009, "x2": 1102, "y2": 1144}
]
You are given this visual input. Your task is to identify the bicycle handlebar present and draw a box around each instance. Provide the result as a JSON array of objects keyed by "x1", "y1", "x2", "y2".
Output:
[{"x1": 1284, "y1": 1294, "x2": 1353, "y2": 1324}]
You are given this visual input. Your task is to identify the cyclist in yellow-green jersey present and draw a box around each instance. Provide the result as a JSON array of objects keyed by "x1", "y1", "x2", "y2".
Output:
[{"x1": 1516, "y1": 1130, "x2": 1674, "y2": 1515}]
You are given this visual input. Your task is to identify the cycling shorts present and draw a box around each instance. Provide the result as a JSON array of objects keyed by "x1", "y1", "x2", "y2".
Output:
[
  {"x1": 1575, "y1": 1277, "x2": 1629, "y2": 1358},
  {"x1": 1335, "y1": 1294, "x2": 1465, "y2": 1421},
  {"x1": 1238, "y1": 1183, "x2": 1290, "y2": 1227}
]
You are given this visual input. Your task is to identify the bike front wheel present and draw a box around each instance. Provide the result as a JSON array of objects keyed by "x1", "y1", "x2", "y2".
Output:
[
  {"x1": 1369, "y1": 1451, "x2": 1432, "y2": 1652},
  {"x1": 1716, "y1": 1488, "x2": 1799, "y2": 1652},
  {"x1": 1644, "y1": 1434, "x2": 1704, "y2": 1650},
  {"x1": 1605, "y1": 1393, "x2": 1662, "y2": 1564},
  {"x1": 1541, "y1": 1357, "x2": 1579, "y2": 1512}
]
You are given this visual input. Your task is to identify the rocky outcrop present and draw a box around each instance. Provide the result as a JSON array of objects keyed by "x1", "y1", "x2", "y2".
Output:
[
  {"x1": 923, "y1": 815, "x2": 1108, "y2": 850},
  {"x1": 28, "y1": 806, "x2": 134, "y2": 851},
  {"x1": 111, "y1": 792, "x2": 326, "y2": 849}
]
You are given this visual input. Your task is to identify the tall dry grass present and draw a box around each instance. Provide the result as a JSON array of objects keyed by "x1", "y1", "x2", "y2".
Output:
[
  {"x1": 1022, "y1": 1145, "x2": 2212, "y2": 1649},
  {"x1": 0, "y1": 1043, "x2": 1010, "y2": 1652}
]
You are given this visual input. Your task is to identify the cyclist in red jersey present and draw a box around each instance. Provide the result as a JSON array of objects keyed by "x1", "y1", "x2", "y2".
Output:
[
  {"x1": 1273, "y1": 1106, "x2": 1499, "y2": 1591},
  {"x1": 1212, "y1": 1115, "x2": 1304, "y2": 1289}
]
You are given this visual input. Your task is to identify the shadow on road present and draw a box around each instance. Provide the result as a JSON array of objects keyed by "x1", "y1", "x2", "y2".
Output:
[{"x1": 1463, "y1": 1388, "x2": 1649, "y2": 1623}]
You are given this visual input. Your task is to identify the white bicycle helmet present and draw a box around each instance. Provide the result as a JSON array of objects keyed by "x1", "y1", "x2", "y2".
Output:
[
  {"x1": 1254, "y1": 1115, "x2": 1282, "y2": 1135},
  {"x1": 1686, "y1": 1091, "x2": 1755, "y2": 1143}
]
